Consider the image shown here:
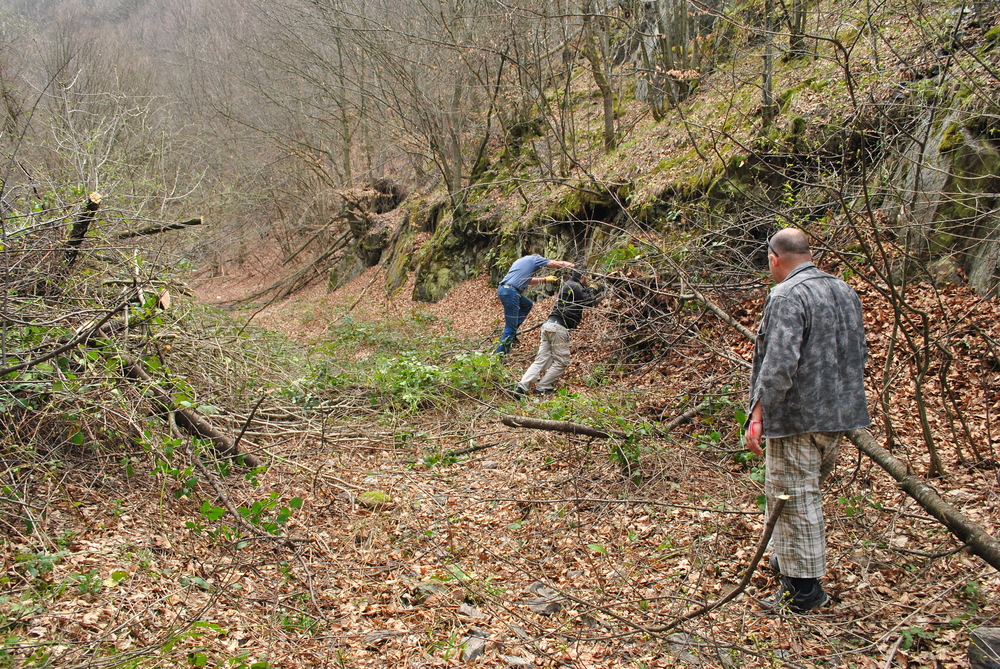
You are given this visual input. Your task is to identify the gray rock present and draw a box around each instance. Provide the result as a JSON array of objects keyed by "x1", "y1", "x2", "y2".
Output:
[
  {"x1": 408, "y1": 581, "x2": 446, "y2": 605},
  {"x1": 461, "y1": 633, "x2": 488, "y2": 661},
  {"x1": 481, "y1": 460, "x2": 499, "y2": 469},
  {"x1": 525, "y1": 597, "x2": 561, "y2": 615},
  {"x1": 666, "y1": 633, "x2": 704, "y2": 665},
  {"x1": 524, "y1": 581, "x2": 557, "y2": 598},
  {"x1": 501, "y1": 655, "x2": 534, "y2": 667},
  {"x1": 458, "y1": 603, "x2": 488, "y2": 619},
  {"x1": 363, "y1": 629, "x2": 406, "y2": 647},
  {"x1": 509, "y1": 624, "x2": 529, "y2": 640},
  {"x1": 467, "y1": 626, "x2": 490, "y2": 638},
  {"x1": 929, "y1": 256, "x2": 962, "y2": 287}
]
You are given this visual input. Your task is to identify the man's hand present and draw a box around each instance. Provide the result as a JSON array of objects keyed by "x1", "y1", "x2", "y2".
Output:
[{"x1": 746, "y1": 404, "x2": 764, "y2": 456}]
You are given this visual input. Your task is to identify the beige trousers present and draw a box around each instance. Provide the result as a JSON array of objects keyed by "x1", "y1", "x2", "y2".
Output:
[{"x1": 519, "y1": 322, "x2": 571, "y2": 391}]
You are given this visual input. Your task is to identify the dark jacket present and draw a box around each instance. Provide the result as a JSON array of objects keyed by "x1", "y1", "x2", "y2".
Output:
[
  {"x1": 749, "y1": 263, "x2": 871, "y2": 438},
  {"x1": 548, "y1": 280, "x2": 597, "y2": 330}
]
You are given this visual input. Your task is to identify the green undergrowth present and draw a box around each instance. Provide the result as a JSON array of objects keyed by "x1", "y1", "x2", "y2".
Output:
[{"x1": 291, "y1": 313, "x2": 514, "y2": 414}]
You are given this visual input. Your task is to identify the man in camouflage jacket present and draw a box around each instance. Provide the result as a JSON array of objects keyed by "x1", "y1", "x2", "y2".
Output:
[{"x1": 745, "y1": 227, "x2": 870, "y2": 613}]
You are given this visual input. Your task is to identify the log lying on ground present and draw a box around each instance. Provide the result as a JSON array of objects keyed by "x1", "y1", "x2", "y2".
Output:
[
  {"x1": 969, "y1": 627, "x2": 1000, "y2": 669},
  {"x1": 847, "y1": 429, "x2": 1000, "y2": 572},
  {"x1": 116, "y1": 217, "x2": 202, "y2": 239},
  {"x1": 120, "y1": 351, "x2": 262, "y2": 468},
  {"x1": 501, "y1": 415, "x2": 618, "y2": 439}
]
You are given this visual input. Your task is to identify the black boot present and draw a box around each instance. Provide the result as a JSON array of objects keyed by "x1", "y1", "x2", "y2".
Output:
[{"x1": 765, "y1": 576, "x2": 829, "y2": 613}]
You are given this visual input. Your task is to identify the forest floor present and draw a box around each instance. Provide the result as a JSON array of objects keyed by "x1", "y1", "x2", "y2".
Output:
[{"x1": 7, "y1": 259, "x2": 999, "y2": 669}]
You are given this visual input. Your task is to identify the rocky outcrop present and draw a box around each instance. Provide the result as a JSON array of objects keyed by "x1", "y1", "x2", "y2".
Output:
[{"x1": 884, "y1": 89, "x2": 1000, "y2": 296}]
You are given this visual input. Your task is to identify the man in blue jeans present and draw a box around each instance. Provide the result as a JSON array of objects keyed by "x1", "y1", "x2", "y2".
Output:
[{"x1": 494, "y1": 254, "x2": 575, "y2": 355}]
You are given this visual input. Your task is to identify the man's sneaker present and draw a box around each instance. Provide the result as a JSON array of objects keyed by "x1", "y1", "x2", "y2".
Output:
[
  {"x1": 532, "y1": 387, "x2": 555, "y2": 396},
  {"x1": 763, "y1": 576, "x2": 829, "y2": 613},
  {"x1": 513, "y1": 385, "x2": 528, "y2": 397}
]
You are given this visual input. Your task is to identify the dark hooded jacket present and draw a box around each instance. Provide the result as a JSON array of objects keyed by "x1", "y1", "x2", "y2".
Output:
[{"x1": 547, "y1": 280, "x2": 598, "y2": 330}]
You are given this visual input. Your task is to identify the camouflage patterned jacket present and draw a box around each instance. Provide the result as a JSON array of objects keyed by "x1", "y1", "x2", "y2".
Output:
[{"x1": 750, "y1": 262, "x2": 871, "y2": 439}]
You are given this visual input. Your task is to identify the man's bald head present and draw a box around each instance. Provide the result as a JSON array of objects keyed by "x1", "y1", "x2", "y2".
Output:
[
  {"x1": 770, "y1": 228, "x2": 811, "y2": 256},
  {"x1": 768, "y1": 227, "x2": 813, "y2": 283}
]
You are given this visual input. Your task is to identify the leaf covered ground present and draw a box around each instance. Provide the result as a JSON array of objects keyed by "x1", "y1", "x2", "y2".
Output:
[{"x1": 3, "y1": 255, "x2": 999, "y2": 669}]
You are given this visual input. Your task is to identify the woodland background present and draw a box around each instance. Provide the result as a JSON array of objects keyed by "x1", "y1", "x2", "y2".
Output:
[{"x1": 1, "y1": 0, "x2": 1000, "y2": 667}]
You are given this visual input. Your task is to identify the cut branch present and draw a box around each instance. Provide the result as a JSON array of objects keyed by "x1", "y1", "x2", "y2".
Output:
[
  {"x1": 847, "y1": 429, "x2": 1000, "y2": 572},
  {"x1": 116, "y1": 217, "x2": 203, "y2": 239},
  {"x1": 64, "y1": 192, "x2": 102, "y2": 267},
  {"x1": 118, "y1": 349, "x2": 262, "y2": 468},
  {"x1": 501, "y1": 414, "x2": 619, "y2": 439}
]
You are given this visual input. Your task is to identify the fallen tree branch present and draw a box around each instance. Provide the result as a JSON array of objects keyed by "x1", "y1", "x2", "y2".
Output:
[
  {"x1": 116, "y1": 217, "x2": 202, "y2": 239},
  {"x1": 118, "y1": 348, "x2": 262, "y2": 468},
  {"x1": 687, "y1": 287, "x2": 755, "y2": 340},
  {"x1": 443, "y1": 442, "x2": 499, "y2": 458},
  {"x1": 501, "y1": 414, "x2": 620, "y2": 439},
  {"x1": 660, "y1": 399, "x2": 711, "y2": 429},
  {"x1": 847, "y1": 429, "x2": 1000, "y2": 572},
  {"x1": 648, "y1": 495, "x2": 788, "y2": 632}
]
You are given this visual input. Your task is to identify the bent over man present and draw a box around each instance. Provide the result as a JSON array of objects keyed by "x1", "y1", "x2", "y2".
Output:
[
  {"x1": 745, "y1": 228, "x2": 870, "y2": 613},
  {"x1": 515, "y1": 270, "x2": 599, "y2": 396},
  {"x1": 494, "y1": 254, "x2": 575, "y2": 356}
]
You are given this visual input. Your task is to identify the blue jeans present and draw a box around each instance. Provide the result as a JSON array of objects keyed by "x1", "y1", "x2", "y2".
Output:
[{"x1": 495, "y1": 285, "x2": 533, "y2": 355}]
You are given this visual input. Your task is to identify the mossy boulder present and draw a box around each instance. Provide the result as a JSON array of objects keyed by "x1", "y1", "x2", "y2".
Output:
[{"x1": 357, "y1": 490, "x2": 392, "y2": 509}]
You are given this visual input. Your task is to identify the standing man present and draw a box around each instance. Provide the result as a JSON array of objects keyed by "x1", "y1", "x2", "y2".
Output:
[
  {"x1": 495, "y1": 254, "x2": 575, "y2": 356},
  {"x1": 515, "y1": 270, "x2": 600, "y2": 396},
  {"x1": 745, "y1": 228, "x2": 870, "y2": 613}
]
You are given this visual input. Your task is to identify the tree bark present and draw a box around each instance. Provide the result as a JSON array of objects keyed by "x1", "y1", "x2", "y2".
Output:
[
  {"x1": 65, "y1": 192, "x2": 102, "y2": 267},
  {"x1": 501, "y1": 414, "x2": 619, "y2": 439},
  {"x1": 847, "y1": 429, "x2": 1000, "y2": 572}
]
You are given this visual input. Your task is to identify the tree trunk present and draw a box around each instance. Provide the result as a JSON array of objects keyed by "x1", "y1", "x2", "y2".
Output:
[
  {"x1": 65, "y1": 192, "x2": 102, "y2": 267},
  {"x1": 761, "y1": 0, "x2": 776, "y2": 128},
  {"x1": 582, "y1": 0, "x2": 616, "y2": 152}
]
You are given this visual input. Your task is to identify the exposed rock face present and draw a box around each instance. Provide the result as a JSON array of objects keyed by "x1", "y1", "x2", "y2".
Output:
[
  {"x1": 328, "y1": 181, "x2": 410, "y2": 291},
  {"x1": 411, "y1": 210, "x2": 497, "y2": 303},
  {"x1": 885, "y1": 92, "x2": 1000, "y2": 297}
]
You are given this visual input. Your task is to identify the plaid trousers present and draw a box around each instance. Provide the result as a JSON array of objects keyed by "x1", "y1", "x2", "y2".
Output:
[{"x1": 765, "y1": 431, "x2": 844, "y2": 579}]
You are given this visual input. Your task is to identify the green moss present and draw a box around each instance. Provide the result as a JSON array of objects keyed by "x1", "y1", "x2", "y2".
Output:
[
  {"x1": 985, "y1": 25, "x2": 1000, "y2": 43},
  {"x1": 357, "y1": 491, "x2": 392, "y2": 509},
  {"x1": 938, "y1": 122, "x2": 962, "y2": 154}
]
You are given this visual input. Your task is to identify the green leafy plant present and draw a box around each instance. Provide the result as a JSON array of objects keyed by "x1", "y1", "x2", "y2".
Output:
[
  {"x1": 238, "y1": 493, "x2": 303, "y2": 535},
  {"x1": 15, "y1": 550, "x2": 67, "y2": 582}
]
